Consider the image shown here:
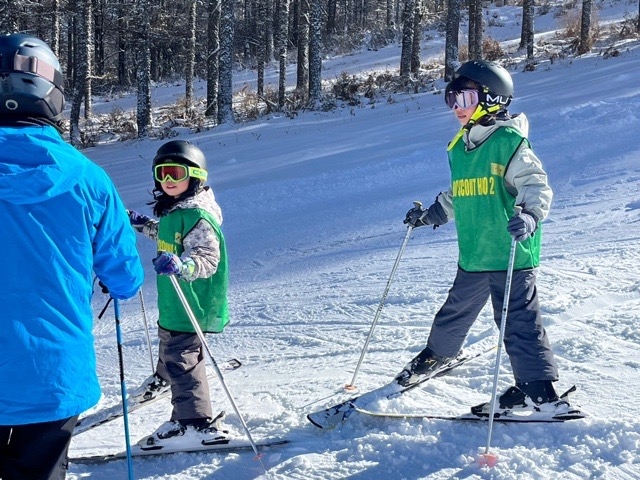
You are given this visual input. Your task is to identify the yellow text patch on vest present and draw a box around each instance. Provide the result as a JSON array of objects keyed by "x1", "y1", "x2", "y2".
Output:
[
  {"x1": 157, "y1": 239, "x2": 177, "y2": 254},
  {"x1": 491, "y1": 163, "x2": 506, "y2": 177},
  {"x1": 452, "y1": 176, "x2": 496, "y2": 197}
]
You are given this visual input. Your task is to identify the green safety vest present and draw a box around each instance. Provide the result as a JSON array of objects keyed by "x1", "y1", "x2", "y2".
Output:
[
  {"x1": 448, "y1": 127, "x2": 541, "y2": 272},
  {"x1": 156, "y1": 208, "x2": 229, "y2": 333}
]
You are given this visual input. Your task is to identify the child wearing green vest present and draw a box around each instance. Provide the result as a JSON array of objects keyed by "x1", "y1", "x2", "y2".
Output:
[
  {"x1": 399, "y1": 60, "x2": 576, "y2": 417},
  {"x1": 128, "y1": 140, "x2": 229, "y2": 445}
]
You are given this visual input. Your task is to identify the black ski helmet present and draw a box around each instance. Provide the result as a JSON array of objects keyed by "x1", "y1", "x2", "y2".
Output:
[
  {"x1": 446, "y1": 59, "x2": 513, "y2": 111},
  {"x1": 0, "y1": 33, "x2": 65, "y2": 121},
  {"x1": 152, "y1": 140, "x2": 208, "y2": 194},
  {"x1": 153, "y1": 140, "x2": 207, "y2": 171}
]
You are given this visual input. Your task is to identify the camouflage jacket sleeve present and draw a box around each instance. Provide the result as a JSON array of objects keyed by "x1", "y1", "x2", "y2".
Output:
[
  {"x1": 134, "y1": 219, "x2": 159, "y2": 240},
  {"x1": 180, "y1": 219, "x2": 221, "y2": 281}
]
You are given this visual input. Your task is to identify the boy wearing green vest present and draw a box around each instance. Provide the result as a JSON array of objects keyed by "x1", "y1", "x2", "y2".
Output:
[
  {"x1": 399, "y1": 60, "x2": 573, "y2": 417},
  {"x1": 128, "y1": 140, "x2": 229, "y2": 445}
]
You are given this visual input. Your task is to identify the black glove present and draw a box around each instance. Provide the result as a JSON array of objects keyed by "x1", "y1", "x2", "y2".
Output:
[
  {"x1": 507, "y1": 209, "x2": 537, "y2": 241},
  {"x1": 98, "y1": 280, "x2": 109, "y2": 294},
  {"x1": 404, "y1": 204, "x2": 428, "y2": 228},
  {"x1": 403, "y1": 201, "x2": 448, "y2": 228}
]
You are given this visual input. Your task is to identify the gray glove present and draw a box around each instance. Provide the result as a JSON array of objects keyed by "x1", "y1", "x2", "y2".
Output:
[
  {"x1": 507, "y1": 209, "x2": 537, "y2": 241},
  {"x1": 403, "y1": 201, "x2": 448, "y2": 228}
]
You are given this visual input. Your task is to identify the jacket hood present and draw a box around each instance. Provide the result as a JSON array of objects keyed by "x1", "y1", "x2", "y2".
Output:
[
  {"x1": 0, "y1": 126, "x2": 85, "y2": 205},
  {"x1": 465, "y1": 112, "x2": 529, "y2": 149},
  {"x1": 168, "y1": 186, "x2": 223, "y2": 225}
]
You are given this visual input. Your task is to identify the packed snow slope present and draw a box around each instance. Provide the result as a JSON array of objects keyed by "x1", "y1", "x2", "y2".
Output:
[{"x1": 67, "y1": 10, "x2": 639, "y2": 480}]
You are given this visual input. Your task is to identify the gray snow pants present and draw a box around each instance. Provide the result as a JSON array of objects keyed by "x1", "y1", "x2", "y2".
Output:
[
  {"x1": 156, "y1": 326, "x2": 213, "y2": 423},
  {"x1": 426, "y1": 267, "x2": 558, "y2": 384}
]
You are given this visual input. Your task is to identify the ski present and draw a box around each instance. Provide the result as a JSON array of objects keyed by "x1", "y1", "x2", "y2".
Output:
[
  {"x1": 69, "y1": 438, "x2": 289, "y2": 465},
  {"x1": 74, "y1": 358, "x2": 242, "y2": 436},
  {"x1": 352, "y1": 386, "x2": 587, "y2": 423},
  {"x1": 307, "y1": 343, "x2": 496, "y2": 429}
]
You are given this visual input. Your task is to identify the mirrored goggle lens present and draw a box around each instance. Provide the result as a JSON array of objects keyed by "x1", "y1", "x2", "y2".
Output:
[
  {"x1": 445, "y1": 90, "x2": 479, "y2": 109},
  {"x1": 155, "y1": 164, "x2": 189, "y2": 182}
]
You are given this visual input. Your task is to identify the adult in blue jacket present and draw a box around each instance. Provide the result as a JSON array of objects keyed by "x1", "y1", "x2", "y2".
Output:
[{"x1": 0, "y1": 34, "x2": 144, "y2": 480}]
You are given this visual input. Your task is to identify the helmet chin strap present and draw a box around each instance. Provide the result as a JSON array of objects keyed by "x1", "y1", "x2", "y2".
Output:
[
  {"x1": 446, "y1": 101, "x2": 503, "y2": 151},
  {"x1": 447, "y1": 104, "x2": 485, "y2": 151}
]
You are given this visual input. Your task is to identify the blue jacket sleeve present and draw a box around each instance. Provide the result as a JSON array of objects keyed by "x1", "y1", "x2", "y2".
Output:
[{"x1": 92, "y1": 171, "x2": 144, "y2": 299}]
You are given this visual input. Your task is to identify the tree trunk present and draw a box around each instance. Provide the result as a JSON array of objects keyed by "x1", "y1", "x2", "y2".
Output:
[
  {"x1": 206, "y1": 0, "x2": 220, "y2": 119},
  {"x1": 70, "y1": 0, "x2": 89, "y2": 146},
  {"x1": 400, "y1": 0, "x2": 415, "y2": 77},
  {"x1": 296, "y1": 0, "x2": 309, "y2": 95},
  {"x1": 136, "y1": 0, "x2": 152, "y2": 137},
  {"x1": 326, "y1": 0, "x2": 337, "y2": 33},
  {"x1": 257, "y1": 0, "x2": 266, "y2": 96},
  {"x1": 578, "y1": 0, "x2": 592, "y2": 55},
  {"x1": 519, "y1": 0, "x2": 534, "y2": 58},
  {"x1": 117, "y1": 0, "x2": 128, "y2": 85},
  {"x1": 468, "y1": 0, "x2": 482, "y2": 60},
  {"x1": 83, "y1": 0, "x2": 92, "y2": 119},
  {"x1": 308, "y1": 0, "x2": 322, "y2": 105},
  {"x1": 94, "y1": 0, "x2": 106, "y2": 77},
  {"x1": 386, "y1": 0, "x2": 394, "y2": 27},
  {"x1": 444, "y1": 0, "x2": 461, "y2": 81},
  {"x1": 266, "y1": 0, "x2": 274, "y2": 62},
  {"x1": 410, "y1": 0, "x2": 422, "y2": 74},
  {"x1": 278, "y1": 0, "x2": 289, "y2": 107},
  {"x1": 51, "y1": 0, "x2": 61, "y2": 56},
  {"x1": 185, "y1": 0, "x2": 197, "y2": 112},
  {"x1": 526, "y1": 1, "x2": 534, "y2": 60},
  {"x1": 218, "y1": 0, "x2": 235, "y2": 123}
]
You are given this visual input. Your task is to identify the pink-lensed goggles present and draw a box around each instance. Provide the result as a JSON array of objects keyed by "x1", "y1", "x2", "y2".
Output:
[{"x1": 445, "y1": 89, "x2": 479, "y2": 109}]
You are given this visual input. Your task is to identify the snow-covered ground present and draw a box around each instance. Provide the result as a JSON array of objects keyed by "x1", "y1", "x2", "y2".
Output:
[{"x1": 68, "y1": 3, "x2": 640, "y2": 479}]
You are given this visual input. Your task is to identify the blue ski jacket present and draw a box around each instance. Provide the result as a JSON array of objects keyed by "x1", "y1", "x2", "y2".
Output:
[{"x1": 0, "y1": 125, "x2": 144, "y2": 425}]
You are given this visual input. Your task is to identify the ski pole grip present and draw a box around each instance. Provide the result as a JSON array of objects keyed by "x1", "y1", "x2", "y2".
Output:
[{"x1": 514, "y1": 205, "x2": 523, "y2": 216}]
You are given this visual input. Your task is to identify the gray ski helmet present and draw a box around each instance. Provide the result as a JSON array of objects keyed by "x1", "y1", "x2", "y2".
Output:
[
  {"x1": 0, "y1": 34, "x2": 65, "y2": 121},
  {"x1": 449, "y1": 59, "x2": 513, "y2": 109}
]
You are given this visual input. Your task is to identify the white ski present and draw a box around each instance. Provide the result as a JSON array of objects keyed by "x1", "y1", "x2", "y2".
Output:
[
  {"x1": 352, "y1": 386, "x2": 587, "y2": 423},
  {"x1": 74, "y1": 358, "x2": 242, "y2": 435},
  {"x1": 69, "y1": 437, "x2": 289, "y2": 465},
  {"x1": 307, "y1": 341, "x2": 496, "y2": 429}
]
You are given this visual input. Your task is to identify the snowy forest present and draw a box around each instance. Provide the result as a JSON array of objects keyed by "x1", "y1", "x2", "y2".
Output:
[{"x1": 3, "y1": 0, "x2": 636, "y2": 143}]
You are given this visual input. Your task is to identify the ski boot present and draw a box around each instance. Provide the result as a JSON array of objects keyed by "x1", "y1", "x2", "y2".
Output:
[
  {"x1": 129, "y1": 372, "x2": 170, "y2": 403},
  {"x1": 395, "y1": 347, "x2": 452, "y2": 387},
  {"x1": 140, "y1": 412, "x2": 229, "y2": 448},
  {"x1": 471, "y1": 380, "x2": 561, "y2": 417}
]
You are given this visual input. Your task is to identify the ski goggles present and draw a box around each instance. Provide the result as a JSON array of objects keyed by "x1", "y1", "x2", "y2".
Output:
[
  {"x1": 445, "y1": 89, "x2": 480, "y2": 109},
  {"x1": 154, "y1": 163, "x2": 207, "y2": 183}
]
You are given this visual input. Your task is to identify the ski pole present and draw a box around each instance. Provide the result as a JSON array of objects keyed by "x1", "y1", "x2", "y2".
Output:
[
  {"x1": 479, "y1": 206, "x2": 522, "y2": 468},
  {"x1": 138, "y1": 290, "x2": 156, "y2": 374},
  {"x1": 168, "y1": 275, "x2": 266, "y2": 467},
  {"x1": 345, "y1": 201, "x2": 420, "y2": 391},
  {"x1": 114, "y1": 298, "x2": 135, "y2": 480}
]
